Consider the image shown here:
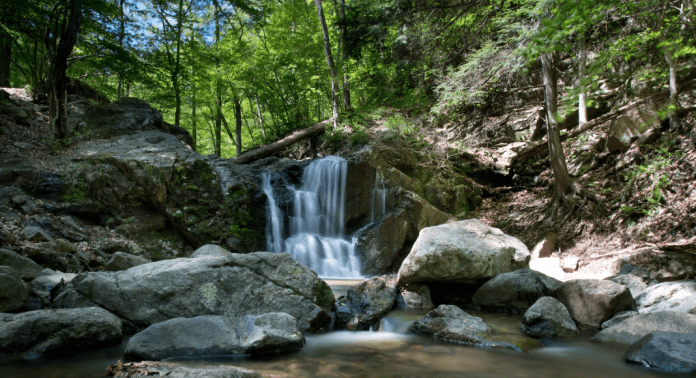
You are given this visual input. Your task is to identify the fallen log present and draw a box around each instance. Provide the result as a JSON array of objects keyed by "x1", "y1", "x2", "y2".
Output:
[
  {"x1": 231, "y1": 118, "x2": 332, "y2": 164},
  {"x1": 513, "y1": 79, "x2": 696, "y2": 164}
]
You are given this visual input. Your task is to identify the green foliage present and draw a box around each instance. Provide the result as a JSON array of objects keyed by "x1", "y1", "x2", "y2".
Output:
[{"x1": 349, "y1": 125, "x2": 370, "y2": 147}]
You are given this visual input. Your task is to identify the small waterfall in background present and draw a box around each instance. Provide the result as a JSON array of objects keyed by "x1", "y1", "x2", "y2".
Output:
[
  {"x1": 263, "y1": 156, "x2": 362, "y2": 278},
  {"x1": 371, "y1": 172, "x2": 388, "y2": 223}
]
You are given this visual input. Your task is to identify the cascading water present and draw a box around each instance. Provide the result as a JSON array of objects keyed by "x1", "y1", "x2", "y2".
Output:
[
  {"x1": 263, "y1": 156, "x2": 362, "y2": 278},
  {"x1": 371, "y1": 172, "x2": 388, "y2": 223}
]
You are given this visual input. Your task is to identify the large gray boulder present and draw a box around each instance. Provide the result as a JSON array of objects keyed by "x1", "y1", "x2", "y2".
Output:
[
  {"x1": 472, "y1": 269, "x2": 561, "y2": 314},
  {"x1": 0, "y1": 307, "x2": 122, "y2": 358},
  {"x1": 0, "y1": 248, "x2": 42, "y2": 280},
  {"x1": 593, "y1": 311, "x2": 696, "y2": 345},
  {"x1": 624, "y1": 332, "x2": 696, "y2": 373},
  {"x1": 124, "y1": 313, "x2": 304, "y2": 361},
  {"x1": 635, "y1": 280, "x2": 696, "y2": 314},
  {"x1": 190, "y1": 244, "x2": 232, "y2": 258},
  {"x1": 413, "y1": 304, "x2": 519, "y2": 350},
  {"x1": 104, "y1": 252, "x2": 151, "y2": 271},
  {"x1": 608, "y1": 274, "x2": 648, "y2": 298},
  {"x1": 555, "y1": 279, "x2": 636, "y2": 330},
  {"x1": 106, "y1": 362, "x2": 261, "y2": 378},
  {"x1": 335, "y1": 275, "x2": 398, "y2": 330},
  {"x1": 397, "y1": 219, "x2": 530, "y2": 285},
  {"x1": 521, "y1": 297, "x2": 579, "y2": 339},
  {"x1": 69, "y1": 252, "x2": 335, "y2": 332},
  {"x1": 0, "y1": 266, "x2": 29, "y2": 312}
]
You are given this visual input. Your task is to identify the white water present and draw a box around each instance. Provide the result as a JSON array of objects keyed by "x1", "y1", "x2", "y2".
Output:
[
  {"x1": 370, "y1": 172, "x2": 388, "y2": 223},
  {"x1": 264, "y1": 156, "x2": 362, "y2": 278}
]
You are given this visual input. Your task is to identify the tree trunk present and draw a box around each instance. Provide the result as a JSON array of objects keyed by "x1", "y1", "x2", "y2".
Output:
[
  {"x1": 214, "y1": 7, "x2": 222, "y2": 157},
  {"x1": 234, "y1": 96, "x2": 242, "y2": 156},
  {"x1": 47, "y1": 0, "x2": 84, "y2": 140},
  {"x1": 191, "y1": 68, "x2": 197, "y2": 151},
  {"x1": 117, "y1": 0, "x2": 125, "y2": 99},
  {"x1": 0, "y1": 33, "x2": 11, "y2": 87},
  {"x1": 578, "y1": 34, "x2": 587, "y2": 126},
  {"x1": 339, "y1": 0, "x2": 351, "y2": 111},
  {"x1": 232, "y1": 119, "x2": 331, "y2": 164},
  {"x1": 541, "y1": 53, "x2": 572, "y2": 202},
  {"x1": 314, "y1": 0, "x2": 340, "y2": 126},
  {"x1": 252, "y1": 95, "x2": 266, "y2": 139}
]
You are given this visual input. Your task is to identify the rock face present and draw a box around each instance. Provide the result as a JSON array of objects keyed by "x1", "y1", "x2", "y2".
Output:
[
  {"x1": 593, "y1": 311, "x2": 696, "y2": 345},
  {"x1": 635, "y1": 280, "x2": 696, "y2": 314},
  {"x1": 397, "y1": 219, "x2": 530, "y2": 285},
  {"x1": 472, "y1": 269, "x2": 561, "y2": 314},
  {"x1": 190, "y1": 244, "x2": 233, "y2": 258},
  {"x1": 104, "y1": 252, "x2": 152, "y2": 271},
  {"x1": 0, "y1": 266, "x2": 29, "y2": 312},
  {"x1": 412, "y1": 305, "x2": 519, "y2": 350},
  {"x1": 336, "y1": 275, "x2": 398, "y2": 330},
  {"x1": 0, "y1": 307, "x2": 122, "y2": 358},
  {"x1": 124, "y1": 313, "x2": 304, "y2": 361},
  {"x1": 555, "y1": 279, "x2": 636, "y2": 330},
  {"x1": 68, "y1": 252, "x2": 335, "y2": 332},
  {"x1": 624, "y1": 332, "x2": 696, "y2": 373},
  {"x1": 396, "y1": 283, "x2": 434, "y2": 309},
  {"x1": 521, "y1": 297, "x2": 579, "y2": 339},
  {"x1": 0, "y1": 248, "x2": 42, "y2": 280},
  {"x1": 601, "y1": 310, "x2": 639, "y2": 330},
  {"x1": 106, "y1": 362, "x2": 262, "y2": 378},
  {"x1": 30, "y1": 268, "x2": 77, "y2": 304}
]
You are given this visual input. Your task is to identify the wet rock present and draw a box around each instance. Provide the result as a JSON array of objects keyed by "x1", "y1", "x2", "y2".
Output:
[
  {"x1": 624, "y1": 332, "x2": 696, "y2": 373},
  {"x1": 104, "y1": 252, "x2": 152, "y2": 271},
  {"x1": 635, "y1": 280, "x2": 696, "y2": 314},
  {"x1": 70, "y1": 252, "x2": 335, "y2": 332},
  {"x1": 22, "y1": 243, "x2": 71, "y2": 272},
  {"x1": 0, "y1": 307, "x2": 122, "y2": 358},
  {"x1": 397, "y1": 283, "x2": 434, "y2": 309},
  {"x1": 344, "y1": 160, "x2": 374, "y2": 227},
  {"x1": 398, "y1": 219, "x2": 530, "y2": 285},
  {"x1": 521, "y1": 297, "x2": 579, "y2": 339},
  {"x1": 0, "y1": 248, "x2": 42, "y2": 280},
  {"x1": 413, "y1": 304, "x2": 519, "y2": 350},
  {"x1": 555, "y1": 279, "x2": 636, "y2": 330},
  {"x1": 336, "y1": 275, "x2": 398, "y2": 330},
  {"x1": 105, "y1": 361, "x2": 262, "y2": 378},
  {"x1": 0, "y1": 266, "x2": 30, "y2": 312},
  {"x1": 472, "y1": 269, "x2": 561, "y2": 314},
  {"x1": 29, "y1": 269, "x2": 78, "y2": 304},
  {"x1": 22, "y1": 226, "x2": 54, "y2": 243},
  {"x1": 601, "y1": 310, "x2": 639, "y2": 330},
  {"x1": 593, "y1": 311, "x2": 696, "y2": 345},
  {"x1": 190, "y1": 244, "x2": 232, "y2": 258},
  {"x1": 124, "y1": 313, "x2": 304, "y2": 361},
  {"x1": 355, "y1": 210, "x2": 410, "y2": 275}
]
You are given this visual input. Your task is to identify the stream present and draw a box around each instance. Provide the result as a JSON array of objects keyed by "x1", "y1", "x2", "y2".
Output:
[{"x1": 0, "y1": 279, "x2": 688, "y2": 378}]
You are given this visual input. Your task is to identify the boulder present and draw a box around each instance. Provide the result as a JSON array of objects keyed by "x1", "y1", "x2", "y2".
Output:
[
  {"x1": 398, "y1": 219, "x2": 530, "y2": 285},
  {"x1": 635, "y1": 280, "x2": 696, "y2": 314},
  {"x1": 336, "y1": 275, "x2": 398, "y2": 330},
  {"x1": 0, "y1": 307, "x2": 122, "y2": 358},
  {"x1": 30, "y1": 268, "x2": 77, "y2": 304},
  {"x1": 0, "y1": 248, "x2": 42, "y2": 280},
  {"x1": 472, "y1": 269, "x2": 561, "y2": 314},
  {"x1": 53, "y1": 238, "x2": 77, "y2": 254},
  {"x1": 22, "y1": 226, "x2": 54, "y2": 243},
  {"x1": 105, "y1": 362, "x2": 261, "y2": 378},
  {"x1": 555, "y1": 279, "x2": 636, "y2": 330},
  {"x1": 608, "y1": 274, "x2": 648, "y2": 298},
  {"x1": 593, "y1": 311, "x2": 696, "y2": 345},
  {"x1": 104, "y1": 252, "x2": 152, "y2": 271},
  {"x1": 124, "y1": 313, "x2": 304, "y2": 361},
  {"x1": 521, "y1": 297, "x2": 579, "y2": 339},
  {"x1": 624, "y1": 332, "x2": 696, "y2": 373},
  {"x1": 640, "y1": 252, "x2": 696, "y2": 282},
  {"x1": 355, "y1": 211, "x2": 410, "y2": 275},
  {"x1": 396, "y1": 283, "x2": 434, "y2": 309},
  {"x1": 601, "y1": 310, "x2": 639, "y2": 330},
  {"x1": 0, "y1": 266, "x2": 30, "y2": 312},
  {"x1": 190, "y1": 244, "x2": 232, "y2": 258},
  {"x1": 561, "y1": 256, "x2": 579, "y2": 273},
  {"x1": 530, "y1": 233, "x2": 558, "y2": 259},
  {"x1": 0, "y1": 225, "x2": 16, "y2": 245},
  {"x1": 0, "y1": 156, "x2": 40, "y2": 188},
  {"x1": 70, "y1": 252, "x2": 335, "y2": 332},
  {"x1": 413, "y1": 304, "x2": 519, "y2": 350}
]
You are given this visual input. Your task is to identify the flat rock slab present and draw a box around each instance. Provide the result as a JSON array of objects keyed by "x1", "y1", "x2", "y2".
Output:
[
  {"x1": 124, "y1": 313, "x2": 304, "y2": 361},
  {"x1": 472, "y1": 269, "x2": 561, "y2": 314},
  {"x1": 70, "y1": 252, "x2": 335, "y2": 332},
  {"x1": 625, "y1": 332, "x2": 696, "y2": 373},
  {"x1": 0, "y1": 307, "x2": 122, "y2": 358},
  {"x1": 556, "y1": 279, "x2": 635, "y2": 330},
  {"x1": 398, "y1": 219, "x2": 530, "y2": 285},
  {"x1": 594, "y1": 311, "x2": 696, "y2": 345},
  {"x1": 335, "y1": 275, "x2": 398, "y2": 330},
  {"x1": 106, "y1": 361, "x2": 262, "y2": 378},
  {"x1": 635, "y1": 280, "x2": 696, "y2": 314},
  {"x1": 522, "y1": 296, "x2": 579, "y2": 339},
  {"x1": 413, "y1": 304, "x2": 520, "y2": 351}
]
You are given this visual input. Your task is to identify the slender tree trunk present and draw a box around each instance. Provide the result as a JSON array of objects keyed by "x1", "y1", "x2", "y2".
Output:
[
  {"x1": 578, "y1": 34, "x2": 587, "y2": 126},
  {"x1": 233, "y1": 95, "x2": 242, "y2": 156},
  {"x1": 191, "y1": 68, "x2": 197, "y2": 151},
  {"x1": 541, "y1": 53, "x2": 572, "y2": 203},
  {"x1": 173, "y1": 0, "x2": 185, "y2": 128},
  {"x1": 117, "y1": 0, "x2": 125, "y2": 99},
  {"x1": 243, "y1": 110, "x2": 256, "y2": 144},
  {"x1": 214, "y1": 7, "x2": 222, "y2": 157},
  {"x1": 314, "y1": 0, "x2": 339, "y2": 126},
  {"x1": 339, "y1": 0, "x2": 350, "y2": 110},
  {"x1": 0, "y1": 34, "x2": 12, "y2": 87},
  {"x1": 251, "y1": 95, "x2": 266, "y2": 139},
  {"x1": 658, "y1": 4, "x2": 680, "y2": 129}
]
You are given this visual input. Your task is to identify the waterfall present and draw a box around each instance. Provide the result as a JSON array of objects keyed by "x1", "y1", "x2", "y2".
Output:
[
  {"x1": 263, "y1": 156, "x2": 362, "y2": 278},
  {"x1": 370, "y1": 172, "x2": 388, "y2": 223}
]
